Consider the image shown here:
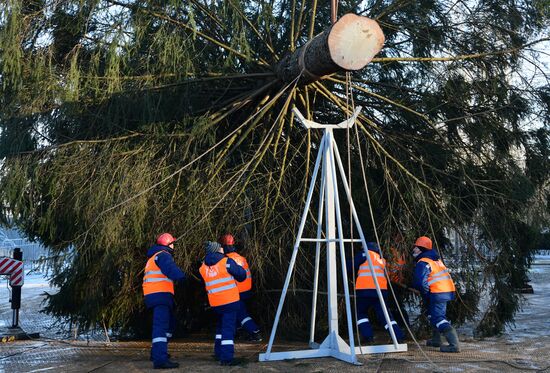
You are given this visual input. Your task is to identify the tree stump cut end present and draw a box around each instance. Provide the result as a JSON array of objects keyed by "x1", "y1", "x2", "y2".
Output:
[{"x1": 328, "y1": 13, "x2": 385, "y2": 71}]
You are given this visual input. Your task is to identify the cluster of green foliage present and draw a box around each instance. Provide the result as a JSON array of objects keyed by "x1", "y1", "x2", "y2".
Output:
[{"x1": 0, "y1": 0, "x2": 549, "y2": 338}]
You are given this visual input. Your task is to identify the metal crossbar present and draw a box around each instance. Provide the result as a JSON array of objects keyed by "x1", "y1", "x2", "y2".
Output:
[{"x1": 299, "y1": 238, "x2": 364, "y2": 243}]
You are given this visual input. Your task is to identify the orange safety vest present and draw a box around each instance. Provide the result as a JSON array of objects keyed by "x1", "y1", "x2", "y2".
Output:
[
  {"x1": 226, "y1": 252, "x2": 252, "y2": 293},
  {"x1": 199, "y1": 257, "x2": 240, "y2": 307},
  {"x1": 387, "y1": 247, "x2": 406, "y2": 283},
  {"x1": 418, "y1": 257, "x2": 456, "y2": 293},
  {"x1": 143, "y1": 251, "x2": 174, "y2": 296},
  {"x1": 356, "y1": 250, "x2": 388, "y2": 290}
]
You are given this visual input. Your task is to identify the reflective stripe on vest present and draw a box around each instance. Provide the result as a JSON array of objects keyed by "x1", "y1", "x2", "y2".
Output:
[
  {"x1": 427, "y1": 269, "x2": 451, "y2": 285},
  {"x1": 143, "y1": 251, "x2": 175, "y2": 296},
  {"x1": 205, "y1": 276, "x2": 234, "y2": 287},
  {"x1": 199, "y1": 257, "x2": 240, "y2": 307},
  {"x1": 226, "y1": 252, "x2": 252, "y2": 293},
  {"x1": 145, "y1": 270, "x2": 164, "y2": 275},
  {"x1": 355, "y1": 251, "x2": 387, "y2": 290},
  {"x1": 143, "y1": 277, "x2": 174, "y2": 283},
  {"x1": 208, "y1": 283, "x2": 237, "y2": 294},
  {"x1": 419, "y1": 258, "x2": 456, "y2": 293}
]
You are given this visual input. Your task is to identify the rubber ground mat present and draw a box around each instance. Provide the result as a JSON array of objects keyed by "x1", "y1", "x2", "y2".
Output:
[{"x1": 1, "y1": 337, "x2": 549, "y2": 372}]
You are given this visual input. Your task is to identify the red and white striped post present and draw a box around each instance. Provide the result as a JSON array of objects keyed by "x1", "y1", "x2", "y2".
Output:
[{"x1": 0, "y1": 248, "x2": 24, "y2": 328}]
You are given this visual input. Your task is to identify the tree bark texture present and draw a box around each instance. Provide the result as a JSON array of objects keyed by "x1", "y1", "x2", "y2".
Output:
[{"x1": 275, "y1": 13, "x2": 385, "y2": 85}]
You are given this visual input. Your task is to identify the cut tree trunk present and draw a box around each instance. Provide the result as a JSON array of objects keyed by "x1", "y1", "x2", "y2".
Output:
[{"x1": 275, "y1": 13, "x2": 385, "y2": 85}]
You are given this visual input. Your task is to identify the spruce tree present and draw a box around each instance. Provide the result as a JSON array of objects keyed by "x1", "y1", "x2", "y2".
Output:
[{"x1": 0, "y1": 0, "x2": 548, "y2": 336}]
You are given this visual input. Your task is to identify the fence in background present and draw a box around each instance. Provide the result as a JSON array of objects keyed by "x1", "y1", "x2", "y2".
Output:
[{"x1": 0, "y1": 230, "x2": 49, "y2": 263}]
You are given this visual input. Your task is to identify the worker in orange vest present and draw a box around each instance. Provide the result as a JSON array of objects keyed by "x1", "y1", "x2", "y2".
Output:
[
  {"x1": 143, "y1": 233, "x2": 185, "y2": 369},
  {"x1": 412, "y1": 236, "x2": 460, "y2": 353},
  {"x1": 199, "y1": 241, "x2": 247, "y2": 366},
  {"x1": 386, "y1": 246, "x2": 410, "y2": 328},
  {"x1": 219, "y1": 233, "x2": 262, "y2": 342},
  {"x1": 350, "y1": 242, "x2": 405, "y2": 343}
]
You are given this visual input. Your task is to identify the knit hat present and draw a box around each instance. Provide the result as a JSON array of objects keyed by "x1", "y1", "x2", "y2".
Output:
[
  {"x1": 366, "y1": 241, "x2": 380, "y2": 252},
  {"x1": 205, "y1": 241, "x2": 221, "y2": 254}
]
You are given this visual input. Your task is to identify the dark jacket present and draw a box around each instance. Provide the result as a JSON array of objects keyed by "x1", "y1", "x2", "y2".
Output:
[
  {"x1": 223, "y1": 244, "x2": 253, "y2": 300},
  {"x1": 144, "y1": 244, "x2": 186, "y2": 309},
  {"x1": 348, "y1": 242, "x2": 388, "y2": 298},
  {"x1": 413, "y1": 249, "x2": 455, "y2": 303},
  {"x1": 203, "y1": 252, "x2": 247, "y2": 311},
  {"x1": 222, "y1": 244, "x2": 237, "y2": 254}
]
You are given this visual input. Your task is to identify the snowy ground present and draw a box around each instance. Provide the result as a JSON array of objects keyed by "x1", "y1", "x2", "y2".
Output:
[
  {"x1": 501, "y1": 255, "x2": 550, "y2": 341},
  {"x1": 0, "y1": 272, "x2": 56, "y2": 331},
  {"x1": 0, "y1": 270, "x2": 110, "y2": 342}
]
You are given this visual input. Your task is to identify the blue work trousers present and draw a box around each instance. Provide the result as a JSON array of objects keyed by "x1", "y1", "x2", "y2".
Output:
[
  {"x1": 237, "y1": 299, "x2": 259, "y2": 335},
  {"x1": 151, "y1": 304, "x2": 176, "y2": 364},
  {"x1": 214, "y1": 308, "x2": 237, "y2": 363},
  {"x1": 387, "y1": 287, "x2": 410, "y2": 328},
  {"x1": 428, "y1": 300, "x2": 451, "y2": 332},
  {"x1": 356, "y1": 296, "x2": 404, "y2": 341}
]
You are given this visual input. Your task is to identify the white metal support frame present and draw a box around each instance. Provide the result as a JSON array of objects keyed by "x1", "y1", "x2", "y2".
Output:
[{"x1": 259, "y1": 107, "x2": 407, "y2": 364}]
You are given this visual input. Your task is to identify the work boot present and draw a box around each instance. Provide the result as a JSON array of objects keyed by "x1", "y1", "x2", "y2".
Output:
[
  {"x1": 363, "y1": 336, "x2": 375, "y2": 344},
  {"x1": 235, "y1": 327, "x2": 246, "y2": 340},
  {"x1": 150, "y1": 353, "x2": 171, "y2": 361},
  {"x1": 220, "y1": 357, "x2": 244, "y2": 366},
  {"x1": 426, "y1": 329, "x2": 441, "y2": 347},
  {"x1": 440, "y1": 326, "x2": 460, "y2": 353},
  {"x1": 153, "y1": 359, "x2": 179, "y2": 369},
  {"x1": 248, "y1": 331, "x2": 263, "y2": 342},
  {"x1": 389, "y1": 324, "x2": 405, "y2": 343}
]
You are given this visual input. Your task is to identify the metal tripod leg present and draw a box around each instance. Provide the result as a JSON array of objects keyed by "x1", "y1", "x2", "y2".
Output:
[{"x1": 264, "y1": 134, "x2": 326, "y2": 358}]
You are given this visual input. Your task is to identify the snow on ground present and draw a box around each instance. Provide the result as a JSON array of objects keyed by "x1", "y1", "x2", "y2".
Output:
[
  {"x1": 0, "y1": 272, "x2": 56, "y2": 330},
  {"x1": 502, "y1": 256, "x2": 550, "y2": 341}
]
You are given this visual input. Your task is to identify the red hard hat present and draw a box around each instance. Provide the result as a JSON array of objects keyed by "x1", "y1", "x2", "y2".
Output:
[
  {"x1": 415, "y1": 236, "x2": 432, "y2": 250},
  {"x1": 219, "y1": 234, "x2": 235, "y2": 246},
  {"x1": 157, "y1": 233, "x2": 175, "y2": 247}
]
